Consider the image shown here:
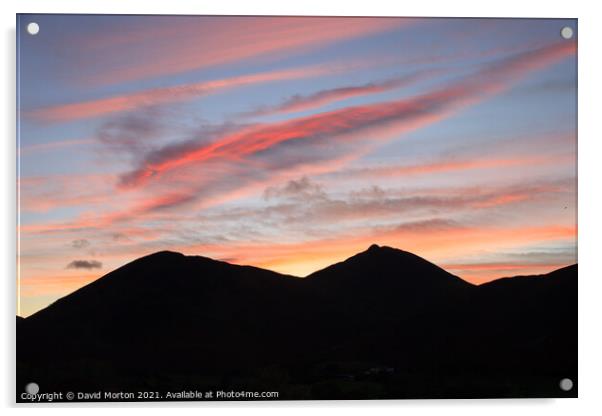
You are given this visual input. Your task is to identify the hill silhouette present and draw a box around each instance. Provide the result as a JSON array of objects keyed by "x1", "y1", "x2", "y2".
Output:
[{"x1": 17, "y1": 245, "x2": 577, "y2": 401}]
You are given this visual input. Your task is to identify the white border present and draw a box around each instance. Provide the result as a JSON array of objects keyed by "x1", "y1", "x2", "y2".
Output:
[{"x1": 2, "y1": 1, "x2": 601, "y2": 415}]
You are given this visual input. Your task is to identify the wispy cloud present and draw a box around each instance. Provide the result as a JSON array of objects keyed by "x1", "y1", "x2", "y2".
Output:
[
  {"x1": 117, "y1": 40, "x2": 575, "y2": 197},
  {"x1": 18, "y1": 138, "x2": 95, "y2": 155},
  {"x1": 17, "y1": 17, "x2": 578, "y2": 317},
  {"x1": 73, "y1": 16, "x2": 412, "y2": 85},
  {"x1": 322, "y1": 154, "x2": 571, "y2": 182},
  {"x1": 19, "y1": 174, "x2": 118, "y2": 213},
  {"x1": 95, "y1": 107, "x2": 168, "y2": 158},
  {"x1": 263, "y1": 176, "x2": 326, "y2": 201},
  {"x1": 242, "y1": 71, "x2": 437, "y2": 117},
  {"x1": 18, "y1": 41, "x2": 576, "y2": 235},
  {"x1": 171, "y1": 221, "x2": 576, "y2": 278},
  {"x1": 203, "y1": 177, "x2": 574, "y2": 231},
  {"x1": 66, "y1": 260, "x2": 102, "y2": 270},
  {"x1": 71, "y1": 239, "x2": 90, "y2": 249},
  {"x1": 28, "y1": 65, "x2": 340, "y2": 123}
]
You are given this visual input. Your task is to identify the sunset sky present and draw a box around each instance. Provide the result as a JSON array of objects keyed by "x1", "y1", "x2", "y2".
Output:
[{"x1": 17, "y1": 15, "x2": 577, "y2": 317}]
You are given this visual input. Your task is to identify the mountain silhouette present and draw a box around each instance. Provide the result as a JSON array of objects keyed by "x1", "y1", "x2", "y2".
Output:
[
  {"x1": 17, "y1": 245, "x2": 577, "y2": 401},
  {"x1": 307, "y1": 244, "x2": 471, "y2": 289}
]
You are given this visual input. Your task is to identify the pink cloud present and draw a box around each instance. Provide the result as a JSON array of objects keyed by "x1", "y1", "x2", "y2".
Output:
[
  {"x1": 243, "y1": 70, "x2": 438, "y2": 117},
  {"x1": 17, "y1": 42, "x2": 576, "y2": 250},
  {"x1": 19, "y1": 174, "x2": 118, "y2": 213},
  {"x1": 76, "y1": 16, "x2": 412, "y2": 85},
  {"x1": 18, "y1": 138, "x2": 95, "y2": 155},
  {"x1": 325, "y1": 154, "x2": 571, "y2": 181},
  {"x1": 28, "y1": 65, "x2": 339, "y2": 123},
  {"x1": 119, "y1": 41, "x2": 575, "y2": 191}
]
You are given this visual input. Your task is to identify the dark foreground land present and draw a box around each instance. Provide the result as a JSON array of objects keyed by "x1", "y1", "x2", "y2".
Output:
[{"x1": 17, "y1": 245, "x2": 577, "y2": 401}]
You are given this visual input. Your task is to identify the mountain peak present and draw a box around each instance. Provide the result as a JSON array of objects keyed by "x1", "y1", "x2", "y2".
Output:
[
  {"x1": 306, "y1": 244, "x2": 472, "y2": 290},
  {"x1": 121, "y1": 250, "x2": 186, "y2": 267},
  {"x1": 358, "y1": 244, "x2": 414, "y2": 259},
  {"x1": 368, "y1": 243, "x2": 381, "y2": 251},
  {"x1": 145, "y1": 250, "x2": 185, "y2": 259}
]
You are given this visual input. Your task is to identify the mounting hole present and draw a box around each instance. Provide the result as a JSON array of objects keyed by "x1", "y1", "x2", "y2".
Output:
[
  {"x1": 559, "y1": 378, "x2": 573, "y2": 391},
  {"x1": 25, "y1": 382, "x2": 39, "y2": 394},
  {"x1": 560, "y1": 26, "x2": 574, "y2": 40},
  {"x1": 26, "y1": 22, "x2": 40, "y2": 35}
]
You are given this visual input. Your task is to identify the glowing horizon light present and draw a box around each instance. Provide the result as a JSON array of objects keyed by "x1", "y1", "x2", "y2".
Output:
[{"x1": 17, "y1": 15, "x2": 576, "y2": 317}]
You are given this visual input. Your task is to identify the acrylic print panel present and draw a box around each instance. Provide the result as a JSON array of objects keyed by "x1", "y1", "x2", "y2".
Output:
[{"x1": 16, "y1": 15, "x2": 577, "y2": 402}]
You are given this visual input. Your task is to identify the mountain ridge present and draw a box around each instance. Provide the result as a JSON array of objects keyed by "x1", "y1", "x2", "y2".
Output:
[
  {"x1": 25, "y1": 244, "x2": 577, "y2": 321},
  {"x1": 17, "y1": 245, "x2": 577, "y2": 400}
]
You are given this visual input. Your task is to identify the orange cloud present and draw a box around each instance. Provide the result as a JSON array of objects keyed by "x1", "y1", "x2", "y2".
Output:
[
  {"x1": 19, "y1": 219, "x2": 575, "y2": 306},
  {"x1": 442, "y1": 262, "x2": 569, "y2": 272},
  {"x1": 16, "y1": 218, "x2": 575, "y2": 308},
  {"x1": 173, "y1": 222, "x2": 576, "y2": 278},
  {"x1": 442, "y1": 261, "x2": 573, "y2": 284}
]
